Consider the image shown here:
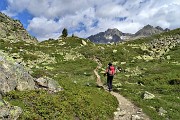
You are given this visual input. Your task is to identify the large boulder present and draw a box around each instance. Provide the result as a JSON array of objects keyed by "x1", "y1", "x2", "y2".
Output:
[
  {"x1": 0, "y1": 51, "x2": 35, "y2": 94},
  {"x1": 34, "y1": 77, "x2": 63, "y2": 93}
]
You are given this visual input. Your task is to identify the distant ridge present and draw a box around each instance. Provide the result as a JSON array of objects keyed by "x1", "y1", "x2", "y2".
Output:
[
  {"x1": 134, "y1": 24, "x2": 170, "y2": 37},
  {"x1": 87, "y1": 24, "x2": 170, "y2": 43},
  {"x1": 87, "y1": 28, "x2": 132, "y2": 43}
]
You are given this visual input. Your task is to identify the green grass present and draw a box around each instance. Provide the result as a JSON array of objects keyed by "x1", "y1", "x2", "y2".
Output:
[
  {"x1": 5, "y1": 82, "x2": 118, "y2": 120},
  {"x1": 1, "y1": 28, "x2": 180, "y2": 119}
]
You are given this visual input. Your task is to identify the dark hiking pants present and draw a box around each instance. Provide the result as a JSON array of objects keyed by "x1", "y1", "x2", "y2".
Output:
[{"x1": 107, "y1": 76, "x2": 113, "y2": 91}]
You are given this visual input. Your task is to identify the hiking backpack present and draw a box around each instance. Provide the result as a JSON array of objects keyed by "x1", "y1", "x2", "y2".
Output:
[{"x1": 108, "y1": 66, "x2": 115, "y2": 76}]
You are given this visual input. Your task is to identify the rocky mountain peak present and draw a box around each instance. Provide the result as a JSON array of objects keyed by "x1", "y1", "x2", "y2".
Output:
[
  {"x1": 143, "y1": 24, "x2": 154, "y2": 29},
  {"x1": 155, "y1": 26, "x2": 164, "y2": 31},
  {"x1": 105, "y1": 28, "x2": 123, "y2": 37},
  {"x1": 134, "y1": 25, "x2": 167, "y2": 37},
  {"x1": 87, "y1": 28, "x2": 131, "y2": 43},
  {"x1": 87, "y1": 24, "x2": 171, "y2": 43},
  {"x1": 106, "y1": 28, "x2": 122, "y2": 33},
  {"x1": 164, "y1": 28, "x2": 170, "y2": 32}
]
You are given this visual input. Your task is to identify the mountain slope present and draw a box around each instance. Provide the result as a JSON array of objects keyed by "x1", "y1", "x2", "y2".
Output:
[
  {"x1": 87, "y1": 28, "x2": 132, "y2": 43},
  {"x1": 134, "y1": 24, "x2": 169, "y2": 37},
  {"x1": 87, "y1": 25, "x2": 170, "y2": 43},
  {"x1": 1, "y1": 28, "x2": 180, "y2": 120},
  {"x1": 0, "y1": 13, "x2": 180, "y2": 120},
  {"x1": 0, "y1": 12, "x2": 37, "y2": 42}
]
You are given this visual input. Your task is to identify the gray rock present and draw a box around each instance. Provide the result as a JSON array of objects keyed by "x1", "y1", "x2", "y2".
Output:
[
  {"x1": 0, "y1": 51, "x2": 35, "y2": 93},
  {"x1": 131, "y1": 115, "x2": 141, "y2": 120},
  {"x1": 143, "y1": 91, "x2": 155, "y2": 99},
  {"x1": 158, "y1": 107, "x2": 167, "y2": 116},
  {"x1": 81, "y1": 40, "x2": 87, "y2": 46},
  {"x1": 34, "y1": 77, "x2": 48, "y2": 88},
  {"x1": 0, "y1": 99, "x2": 22, "y2": 120},
  {"x1": 35, "y1": 77, "x2": 62, "y2": 93}
]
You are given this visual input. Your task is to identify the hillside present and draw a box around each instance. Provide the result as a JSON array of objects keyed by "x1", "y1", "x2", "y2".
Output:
[
  {"x1": 0, "y1": 12, "x2": 37, "y2": 43},
  {"x1": 0, "y1": 13, "x2": 180, "y2": 120}
]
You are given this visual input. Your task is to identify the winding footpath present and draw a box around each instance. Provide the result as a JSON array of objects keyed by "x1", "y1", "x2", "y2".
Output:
[{"x1": 93, "y1": 58, "x2": 150, "y2": 120}]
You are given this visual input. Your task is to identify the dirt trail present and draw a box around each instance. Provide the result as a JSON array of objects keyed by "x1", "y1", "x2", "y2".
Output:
[{"x1": 93, "y1": 58, "x2": 150, "y2": 120}]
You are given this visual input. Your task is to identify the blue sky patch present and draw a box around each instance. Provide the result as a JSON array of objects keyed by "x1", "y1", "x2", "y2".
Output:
[
  {"x1": 76, "y1": 22, "x2": 86, "y2": 32},
  {"x1": 13, "y1": 10, "x2": 33, "y2": 28},
  {"x1": 91, "y1": 19, "x2": 99, "y2": 27},
  {"x1": 0, "y1": 0, "x2": 8, "y2": 11},
  {"x1": 114, "y1": 17, "x2": 127, "y2": 21}
]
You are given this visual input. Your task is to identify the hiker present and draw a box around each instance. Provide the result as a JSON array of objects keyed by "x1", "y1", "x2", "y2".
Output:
[{"x1": 104, "y1": 62, "x2": 116, "y2": 92}]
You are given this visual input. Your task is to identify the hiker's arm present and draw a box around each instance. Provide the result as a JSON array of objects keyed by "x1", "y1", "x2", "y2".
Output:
[{"x1": 104, "y1": 68, "x2": 108, "y2": 76}]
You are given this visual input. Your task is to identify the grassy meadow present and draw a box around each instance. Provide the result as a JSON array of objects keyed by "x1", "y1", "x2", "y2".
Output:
[{"x1": 1, "y1": 29, "x2": 180, "y2": 119}]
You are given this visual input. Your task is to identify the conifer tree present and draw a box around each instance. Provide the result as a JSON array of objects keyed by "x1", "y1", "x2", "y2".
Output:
[{"x1": 62, "y1": 28, "x2": 68, "y2": 37}]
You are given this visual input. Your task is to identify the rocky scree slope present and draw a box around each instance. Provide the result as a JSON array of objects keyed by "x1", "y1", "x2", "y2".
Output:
[{"x1": 0, "y1": 12, "x2": 37, "y2": 43}]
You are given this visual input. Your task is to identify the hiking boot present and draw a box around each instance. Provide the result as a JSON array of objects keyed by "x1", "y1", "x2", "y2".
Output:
[{"x1": 109, "y1": 89, "x2": 112, "y2": 92}]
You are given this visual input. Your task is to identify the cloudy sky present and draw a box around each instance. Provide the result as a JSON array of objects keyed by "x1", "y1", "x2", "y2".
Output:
[{"x1": 0, "y1": 0, "x2": 180, "y2": 41}]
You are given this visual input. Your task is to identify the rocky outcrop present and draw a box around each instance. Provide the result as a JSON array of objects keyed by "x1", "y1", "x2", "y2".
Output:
[
  {"x1": 0, "y1": 99, "x2": 22, "y2": 120},
  {"x1": 0, "y1": 50, "x2": 63, "y2": 94},
  {"x1": 0, "y1": 12, "x2": 37, "y2": 43},
  {"x1": 0, "y1": 51, "x2": 35, "y2": 94},
  {"x1": 0, "y1": 51, "x2": 63, "y2": 119},
  {"x1": 34, "y1": 77, "x2": 63, "y2": 93},
  {"x1": 131, "y1": 32, "x2": 180, "y2": 62}
]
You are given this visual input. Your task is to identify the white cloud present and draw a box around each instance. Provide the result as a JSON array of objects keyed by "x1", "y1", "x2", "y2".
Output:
[
  {"x1": 27, "y1": 17, "x2": 61, "y2": 41},
  {"x1": 2, "y1": 0, "x2": 180, "y2": 41}
]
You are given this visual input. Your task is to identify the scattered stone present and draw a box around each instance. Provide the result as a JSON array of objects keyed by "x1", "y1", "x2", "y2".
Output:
[
  {"x1": 131, "y1": 114, "x2": 141, "y2": 120},
  {"x1": 117, "y1": 108, "x2": 120, "y2": 111},
  {"x1": 118, "y1": 110, "x2": 126, "y2": 116},
  {"x1": 143, "y1": 91, "x2": 155, "y2": 99},
  {"x1": 142, "y1": 55, "x2": 154, "y2": 61},
  {"x1": 114, "y1": 112, "x2": 118, "y2": 116},
  {"x1": 81, "y1": 40, "x2": 87, "y2": 46},
  {"x1": 73, "y1": 80, "x2": 77, "y2": 84},
  {"x1": 166, "y1": 55, "x2": 171, "y2": 60},
  {"x1": 113, "y1": 49, "x2": 117, "y2": 53},
  {"x1": 137, "y1": 109, "x2": 142, "y2": 114},
  {"x1": 86, "y1": 82, "x2": 91, "y2": 86},
  {"x1": 158, "y1": 107, "x2": 167, "y2": 116},
  {"x1": 120, "y1": 62, "x2": 126, "y2": 65},
  {"x1": 34, "y1": 77, "x2": 63, "y2": 93}
]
